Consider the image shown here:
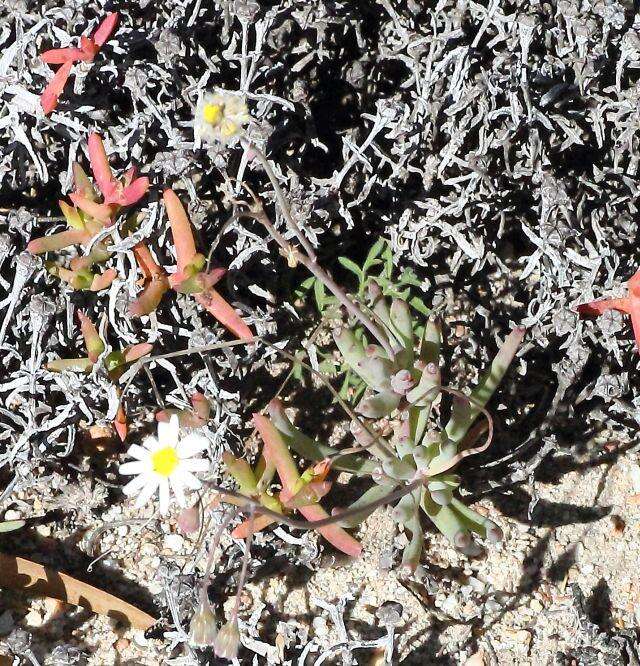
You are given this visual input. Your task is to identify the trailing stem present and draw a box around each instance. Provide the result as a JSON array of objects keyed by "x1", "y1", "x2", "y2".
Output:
[{"x1": 236, "y1": 180, "x2": 397, "y2": 360}]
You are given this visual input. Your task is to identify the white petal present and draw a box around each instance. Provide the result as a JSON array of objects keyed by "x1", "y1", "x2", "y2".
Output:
[
  {"x1": 177, "y1": 433, "x2": 208, "y2": 458},
  {"x1": 178, "y1": 469, "x2": 202, "y2": 490},
  {"x1": 125, "y1": 444, "x2": 150, "y2": 460},
  {"x1": 134, "y1": 477, "x2": 159, "y2": 509},
  {"x1": 119, "y1": 460, "x2": 148, "y2": 476},
  {"x1": 180, "y1": 458, "x2": 209, "y2": 473},
  {"x1": 169, "y1": 474, "x2": 186, "y2": 507},
  {"x1": 142, "y1": 435, "x2": 159, "y2": 451},
  {"x1": 158, "y1": 415, "x2": 180, "y2": 445},
  {"x1": 158, "y1": 478, "x2": 170, "y2": 515},
  {"x1": 122, "y1": 473, "x2": 148, "y2": 497}
]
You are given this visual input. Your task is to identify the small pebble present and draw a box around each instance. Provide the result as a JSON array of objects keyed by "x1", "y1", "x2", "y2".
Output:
[
  {"x1": 3, "y1": 509, "x2": 22, "y2": 521},
  {"x1": 36, "y1": 524, "x2": 51, "y2": 537},
  {"x1": 25, "y1": 608, "x2": 44, "y2": 627},
  {"x1": 163, "y1": 534, "x2": 184, "y2": 552},
  {"x1": 115, "y1": 638, "x2": 130, "y2": 651}
]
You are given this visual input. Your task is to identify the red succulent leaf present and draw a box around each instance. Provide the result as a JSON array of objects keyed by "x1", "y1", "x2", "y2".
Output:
[
  {"x1": 198, "y1": 267, "x2": 226, "y2": 289},
  {"x1": 39, "y1": 13, "x2": 118, "y2": 112},
  {"x1": 231, "y1": 515, "x2": 277, "y2": 539},
  {"x1": 92, "y1": 12, "x2": 119, "y2": 48},
  {"x1": 41, "y1": 47, "x2": 86, "y2": 64},
  {"x1": 69, "y1": 192, "x2": 113, "y2": 224},
  {"x1": 128, "y1": 244, "x2": 169, "y2": 316},
  {"x1": 87, "y1": 134, "x2": 149, "y2": 207},
  {"x1": 577, "y1": 269, "x2": 640, "y2": 350},
  {"x1": 629, "y1": 270, "x2": 640, "y2": 296},
  {"x1": 27, "y1": 229, "x2": 87, "y2": 255},
  {"x1": 114, "y1": 403, "x2": 128, "y2": 441},
  {"x1": 194, "y1": 288, "x2": 253, "y2": 341},
  {"x1": 128, "y1": 277, "x2": 169, "y2": 317},
  {"x1": 79, "y1": 36, "x2": 99, "y2": 60},
  {"x1": 87, "y1": 133, "x2": 116, "y2": 199},
  {"x1": 164, "y1": 189, "x2": 198, "y2": 272},
  {"x1": 122, "y1": 343, "x2": 153, "y2": 364},
  {"x1": 254, "y1": 414, "x2": 362, "y2": 557},
  {"x1": 78, "y1": 311, "x2": 104, "y2": 363},
  {"x1": 40, "y1": 60, "x2": 73, "y2": 115},
  {"x1": 89, "y1": 268, "x2": 117, "y2": 291},
  {"x1": 116, "y1": 177, "x2": 149, "y2": 206},
  {"x1": 132, "y1": 243, "x2": 164, "y2": 279},
  {"x1": 576, "y1": 298, "x2": 631, "y2": 317}
]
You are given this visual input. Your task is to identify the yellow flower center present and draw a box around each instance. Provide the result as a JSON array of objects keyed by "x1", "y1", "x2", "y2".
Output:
[
  {"x1": 203, "y1": 103, "x2": 223, "y2": 125},
  {"x1": 151, "y1": 446, "x2": 179, "y2": 477}
]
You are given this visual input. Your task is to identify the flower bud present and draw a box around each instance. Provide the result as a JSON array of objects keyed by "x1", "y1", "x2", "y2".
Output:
[
  {"x1": 177, "y1": 504, "x2": 200, "y2": 534},
  {"x1": 214, "y1": 619, "x2": 240, "y2": 659},
  {"x1": 189, "y1": 596, "x2": 217, "y2": 647},
  {"x1": 485, "y1": 521, "x2": 503, "y2": 544},
  {"x1": 390, "y1": 369, "x2": 415, "y2": 395}
]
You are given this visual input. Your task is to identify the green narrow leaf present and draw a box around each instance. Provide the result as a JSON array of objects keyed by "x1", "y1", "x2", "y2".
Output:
[
  {"x1": 338, "y1": 256, "x2": 364, "y2": 279},
  {"x1": 382, "y1": 244, "x2": 393, "y2": 278},
  {"x1": 410, "y1": 296, "x2": 430, "y2": 316},
  {"x1": 445, "y1": 326, "x2": 525, "y2": 443},
  {"x1": 313, "y1": 279, "x2": 326, "y2": 312},
  {"x1": 363, "y1": 237, "x2": 387, "y2": 272}
]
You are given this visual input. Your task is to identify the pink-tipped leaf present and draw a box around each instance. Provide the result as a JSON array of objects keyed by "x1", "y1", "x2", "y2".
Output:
[
  {"x1": 87, "y1": 133, "x2": 116, "y2": 200},
  {"x1": 577, "y1": 298, "x2": 631, "y2": 317},
  {"x1": 41, "y1": 47, "x2": 87, "y2": 64},
  {"x1": 164, "y1": 189, "x2": 197, "y2": 272},
  {"x1": 69, "y1": 193, "x2": 113, "y2": 224},
  {"x1": 40, "y1": 60, "x2": 73, "y2": 114},
  {"x1": 27, "y1": 229, "x2": 87, "y2": 254},
  {"x1": 78, "y1": 311, "x2": 104, "y2": 363},
  {"x1": 122, "y1": 343, "x2": 153, "y2": 364},
  {"x1": 115, "y1": 176, "x2": 149, "y2": 206},
  {"x1": 194, "y1": 288, "x2": 253, "y2": 341},
  {"x1": 92, "y1": 12, "x2": 119, "y2": 47},
  {"x1": 129, "y1": 277, "x2": 170, "y2": 317},
  {"x1": 89, "y1": 268, "x2": 117, "y2": 291}
]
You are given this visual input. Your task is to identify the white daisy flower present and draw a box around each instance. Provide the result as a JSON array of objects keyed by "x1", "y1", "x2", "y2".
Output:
[
  {"x1": 195, "y1": 91, "x2": 249, "y2": 145},
  {"x1": 119, "y1": 416, "x2": 209, "y2": 515}
]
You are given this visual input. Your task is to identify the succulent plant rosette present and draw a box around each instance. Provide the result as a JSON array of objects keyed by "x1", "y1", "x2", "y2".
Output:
[{"x1": 222, "y1": 184, "x2": 526, "y2": 568}]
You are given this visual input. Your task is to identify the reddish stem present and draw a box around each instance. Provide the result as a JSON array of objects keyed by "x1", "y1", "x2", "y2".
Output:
[{"x1": 253, "y1": 414, "x2": 362, "y2": 557}]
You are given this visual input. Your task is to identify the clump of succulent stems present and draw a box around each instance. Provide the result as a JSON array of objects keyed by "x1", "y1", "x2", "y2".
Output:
[
  {"x1": 155, "y1": 189, "x2": 253, "y2": 341},
  {"x1": 27, "y1": 132, "x2": 149, "y2": 291},
  {"x1": 27, "y1": 136, "x2": 252, "y2": 342},
  {"x1": 215, "y1": 176, "x2": 525, "y2": 568},
  {"x1": 126, "y1": 188, "x2": 253, "y2": 341}
]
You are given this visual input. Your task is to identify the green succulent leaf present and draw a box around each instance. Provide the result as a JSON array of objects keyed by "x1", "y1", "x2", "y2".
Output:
[
  {"x1": 338, "y1": 256, "x2": 364, "y2": 280},
  {"x1": 335, "y1": 483, "x2": 397, "y2": 528},
  {"x1": 445, "y1": 326, "x2": 525, "y2": 443},
  {"x1": 268, "y1": 400, "x2": 376, "y2": 475}
]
